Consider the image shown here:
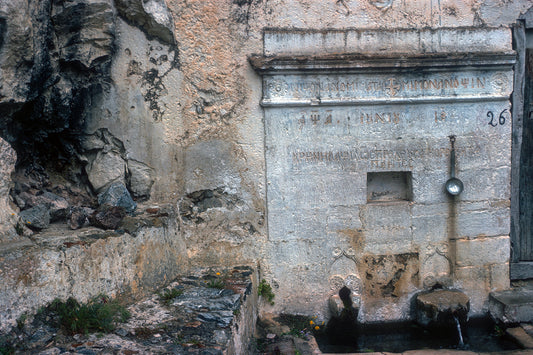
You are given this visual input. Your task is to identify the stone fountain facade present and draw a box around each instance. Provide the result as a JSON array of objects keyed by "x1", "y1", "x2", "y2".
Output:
[{"x1": 1, "y1": 0, "x2": 532, "y2": 336}]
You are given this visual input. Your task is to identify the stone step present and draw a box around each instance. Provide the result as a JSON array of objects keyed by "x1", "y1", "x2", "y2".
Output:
[
  {"x1": 489, "y1": 289, "x2": 533, "y2": 324},
  {"x1": 506, "y1": 326, "x2": 533, "y2": 349}
]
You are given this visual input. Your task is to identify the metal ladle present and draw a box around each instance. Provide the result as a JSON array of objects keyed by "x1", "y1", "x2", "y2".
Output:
[{"x1": 445, "y1": 135, "x2": 464, "y2": 196}]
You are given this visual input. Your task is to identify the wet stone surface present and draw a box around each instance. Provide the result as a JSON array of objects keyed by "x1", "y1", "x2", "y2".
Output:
[{"x1": 1, "y1": 267, "x2": 253, "y2": 354}]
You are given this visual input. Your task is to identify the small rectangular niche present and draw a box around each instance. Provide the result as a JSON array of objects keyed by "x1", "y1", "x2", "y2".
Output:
[{"x1": 367, "y1": 171, "x2": 412, "y2": 202}]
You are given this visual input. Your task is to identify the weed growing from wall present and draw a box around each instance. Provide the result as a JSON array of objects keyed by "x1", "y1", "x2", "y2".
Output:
[
  {"x1": 258, "y1": 279, "x2": 275, "y2": 305},
  {"x1": 46, "y1": 295, "x2": 130, "y2": 335}
]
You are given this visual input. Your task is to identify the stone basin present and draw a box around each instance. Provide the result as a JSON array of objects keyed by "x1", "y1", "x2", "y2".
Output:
[{"x1": 415, "y1": 289, "x2": 470, "y2": 327}]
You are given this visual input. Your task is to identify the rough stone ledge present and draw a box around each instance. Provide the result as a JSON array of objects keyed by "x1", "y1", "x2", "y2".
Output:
[
  {"x1": 0, "y1": 205, "x2": 188, "y2": 335},
  {"x1": 0, "y1": 266, "x2": 257, "y2": 354}
]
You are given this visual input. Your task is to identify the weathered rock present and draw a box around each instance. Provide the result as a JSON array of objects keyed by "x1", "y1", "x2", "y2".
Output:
[
  {"x1": 127, "y1": 160, "x2": 154, "y2": 200},
  {"x1": 89, "y1": 205, "x2": 127, "y2": 230},
  {"x1": 19, "y1": 204, "x2": 51, "y2": 231},
  {"x1": 416, "y1": 289, "x2": 470, "y2": 327},
  {"x1": 18, "y1": 191, "x2": 69, "y2": 222},
  {"x1": 1, "y1": 0, "x2": 116, "y2": 171},
  {"x1": 87, "y1": 151, "x2": 126, "y2": 192},
  {"x1": 51, "y1": 0, "x2": 115, "y2": 69},
  {"x1": 98, "y1": 182, "x2": 136, "y2": 213},
  {"x1": 0, "y1": 138, "x2": 19, "y2": 242},
  {"x1": 114, "y1": 0, "x2": 175, "y2": 45},
  {"x1": 68, "y1": 206, "x2": 94, "y2": 230}
]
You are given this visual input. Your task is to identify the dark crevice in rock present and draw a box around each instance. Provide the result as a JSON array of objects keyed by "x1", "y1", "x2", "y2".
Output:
[{"x1": 179, "y1": 188, "x2": 244, "y2": 224}]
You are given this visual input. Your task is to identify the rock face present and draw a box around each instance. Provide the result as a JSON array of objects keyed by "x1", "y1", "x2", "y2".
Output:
[
  {"x1": 0, "y1": 0, "x2": 174, "y2": 203},
  {"x1": 114, "y1": 0, "x2": 176, "y2": 46},
  {"x1": 0, "y1": 138, "x2": 18, "y2": 243},
  {"x1": 0, "y1": 0, "x2": 115, "y2": 162}
]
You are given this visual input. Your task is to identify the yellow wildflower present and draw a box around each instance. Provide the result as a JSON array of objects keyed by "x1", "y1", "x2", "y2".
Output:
[
  {"x1": 309, "y1": 320, "x2": 314, "y2": 325},
  {"x1": 216, "y1": 272, "x2": 221, "y2": 276},
  {"x1": 314, "y1": 326, "x2": 320, "y2": 331}
]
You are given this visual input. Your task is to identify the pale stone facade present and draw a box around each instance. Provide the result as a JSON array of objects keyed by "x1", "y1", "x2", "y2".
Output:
[{"x1": 1, "y1": 0, "x2": 533, "y2": 333}]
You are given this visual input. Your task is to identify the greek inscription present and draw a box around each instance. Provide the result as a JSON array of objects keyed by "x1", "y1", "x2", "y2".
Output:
[
  {"x1": 434, "y1": 110, "x2": 447, "y2": 122},
  {"x1": 297, "y1": 110, "x2": 401, "y2": 127},
  {"x1": 291, "y1": 147, "x2": 451, "y2": 169},
  {"x1": 268, "y1": 74, "x2": 493, "y2": 99},
  {"x1": 385, "y1": 78, "x2": 401, "y2": 97},
  {"x1": 360, "y1": 112, "x2": 400, "y2": 124}
]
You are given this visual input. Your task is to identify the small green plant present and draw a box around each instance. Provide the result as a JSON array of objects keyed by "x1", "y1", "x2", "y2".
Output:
[
  {"x1": 47, "y1": 295, "x2": 130, "y2": 335},
  {"x1": 158, "y1": 288, "x2": 183, "y2": 304},
  {"x1": 493, "y1": 324, "x2": 506, "y2": 337},
  {"x1": 16, "y1": 313, "x2": 27, "y2": 330},
  {"x1": 14, "y1": 221, "x2": 24, "y2": 236},
  {"x1": 207, "y1": 279, "x2": 225, "y2": 289},
  {"x1": 205, "y1": 272, "x2": 226, "y2": 289},
  {"x1": 258, "y1": 279, "x2": 275, "y2": 305},
  {"x1": 0, "y1": 337, "x2": 14, "y2": 355}
]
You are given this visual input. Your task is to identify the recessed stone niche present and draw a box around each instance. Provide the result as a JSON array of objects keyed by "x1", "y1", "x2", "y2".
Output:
[
  {"x1": 367, "y1": 171, "x2": 412, "y2": 202},
  {"x1": 251, "y1": 28, "x2": 514, "y2": 322}
]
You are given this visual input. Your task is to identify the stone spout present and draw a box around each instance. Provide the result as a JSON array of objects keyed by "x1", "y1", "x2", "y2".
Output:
[{"x1": 415, "y1": 289, "x2": 470, "y2": 328}]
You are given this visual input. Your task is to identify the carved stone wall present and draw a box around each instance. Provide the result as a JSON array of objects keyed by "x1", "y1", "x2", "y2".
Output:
[{"x1": 0, "y1": 0, "x2": 532, "y2": 331}]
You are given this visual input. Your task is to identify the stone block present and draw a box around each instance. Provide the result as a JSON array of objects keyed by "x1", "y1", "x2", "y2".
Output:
[
  {"x1": 127, "y1": 159, "x2": 154, "y2": 200},
  {"x1": 412, "y1": 213, "x2": 448, "y2": 245},
  {"x1": 456, "y1": 236, "x2": 510, "y2": 267},
  {"x1": 490, "y1": 263, "x2": 510, "y2": 292},
  {"x1": 267, "y1": 208, "x2": 327, "y2": 241},
  {"x1": 415, "y1": 289, "x2": 470, "y2": 327},
  {"x1": 86, "y1": 151, "x2": 126, "y2": 192},
  {"x1": 506, "y1": 327, "x2": 533, "y2": 349},
  {"x1": 419, "y1": 244, "x2": 452, "y2": 287},
  {"x1": 454, "y1": 265, "x2": 489, "y2": 316},
  {"x1": 272, "y1": 172, "x2": 365, "y2": 210},
  {"x1": 456, "y1": 167, "x2": 511, "y2": 202},
  {"x1": 490, "y1": 289, "x2": 533, "y2": 324},
  {"x1": 19, "y1": 204, "x2": 50, "y2": 231},
  {"x1": 454, "y1": 206, "x2": 510, "y2": 239},
  {"x1": 264, "y1": 28, "x2": 512, "y2": 56},
  {"x1": 184, "y1": 140, "x2": 241, "y2": 194},
  {"x1": 97, "y1": 182, "x2": 137, "y2": 214}
]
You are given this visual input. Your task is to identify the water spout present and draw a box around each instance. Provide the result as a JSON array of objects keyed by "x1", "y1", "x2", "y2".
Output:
[{"x1": 453, "y1": 314, "x2": 464, "y2": 348}]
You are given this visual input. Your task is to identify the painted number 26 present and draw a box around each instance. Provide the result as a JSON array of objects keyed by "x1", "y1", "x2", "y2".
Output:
[{"x1": 487, "y1": 109, "x2": 509, "y2": 127}]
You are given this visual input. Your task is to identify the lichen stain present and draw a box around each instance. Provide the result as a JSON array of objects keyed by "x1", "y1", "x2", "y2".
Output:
[
  {"x1": 167, "y1": 0, "x2": 248, "y2": 144},
  {"x1": 4, "y1": 253, "x2": 37, "y2": 286},
  {"x1": 338, "y1": 228, "x2": 365, "y2": 254},
  {"x1": 361, "y1": 253, "x2": 419, "y2": 300}
]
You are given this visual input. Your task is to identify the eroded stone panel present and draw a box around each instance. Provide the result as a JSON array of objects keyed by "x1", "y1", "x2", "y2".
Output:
[{"x1": 254, "y1": 29, "x2": 514, "y2": 322}]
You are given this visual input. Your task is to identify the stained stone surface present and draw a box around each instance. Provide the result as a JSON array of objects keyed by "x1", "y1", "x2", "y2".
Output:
[{"x1": 253, "y1": 28, "x2": 515, "y2": 322}]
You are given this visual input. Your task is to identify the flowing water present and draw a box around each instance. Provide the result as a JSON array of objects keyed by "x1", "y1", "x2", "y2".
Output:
[{"x1": 453, "y1": 314, "x2": 465, "y2": 348}]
